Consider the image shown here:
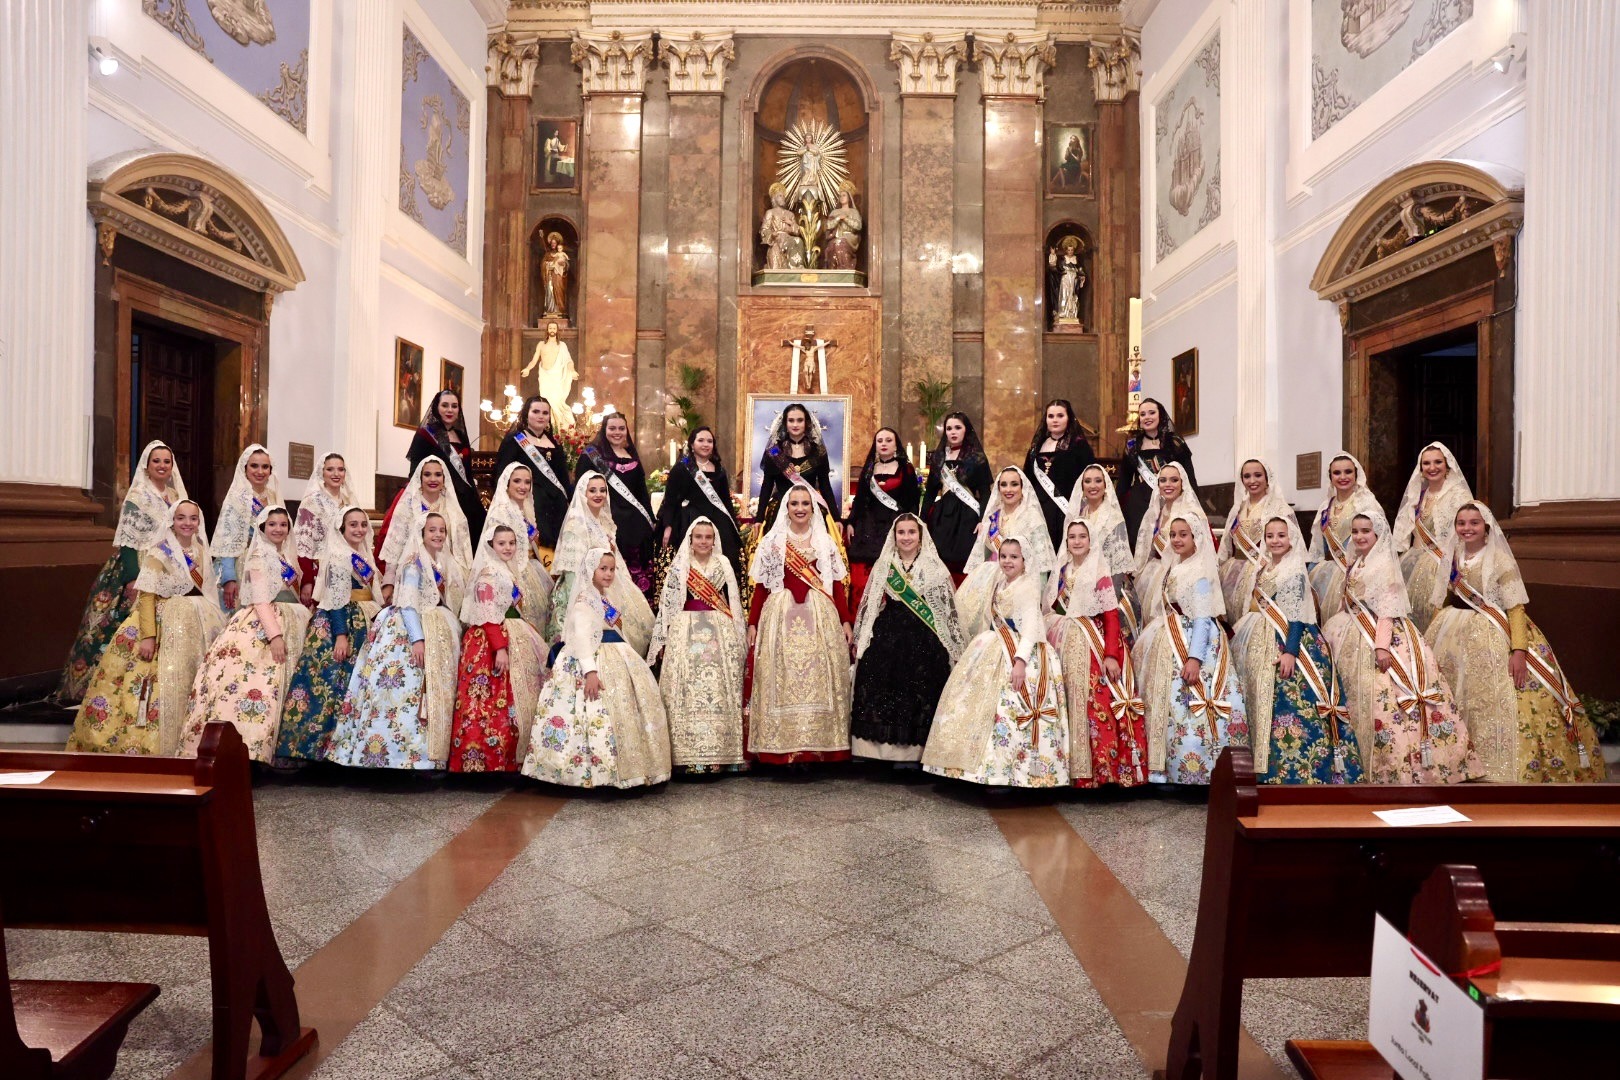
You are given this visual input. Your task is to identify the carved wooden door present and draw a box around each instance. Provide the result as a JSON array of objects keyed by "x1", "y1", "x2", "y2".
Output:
[{"x1": 132, "y1": 319, "x2": 215, "y2": 512}]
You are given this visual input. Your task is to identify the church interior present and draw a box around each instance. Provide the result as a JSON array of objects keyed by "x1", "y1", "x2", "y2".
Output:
[{"x1": 3, "y1": 1, "x2": 1619, "y2": 1078}]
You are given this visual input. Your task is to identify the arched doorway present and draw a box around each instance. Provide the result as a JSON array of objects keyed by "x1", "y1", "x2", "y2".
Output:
[
  {"x1": 1311, "y1": 160, "x2": 1522, "y2": 514},
  {"x1": 87, "y1": 151, "x2": 303, "y2": 516}
]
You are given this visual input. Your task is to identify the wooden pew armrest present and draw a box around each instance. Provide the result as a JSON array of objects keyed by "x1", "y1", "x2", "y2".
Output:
[{"x1": 11, "y1": 978, "x2": 160, "y2": 1069}]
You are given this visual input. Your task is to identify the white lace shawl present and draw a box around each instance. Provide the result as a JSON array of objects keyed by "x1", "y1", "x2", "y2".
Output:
[
  {"x1": 1343, "y1": 507, "x2": 1409, "y2": 619},
  {"x1": 978, "y1": 467, "x2": 1057, "y2": 575},
  {"x1": 749, "y1": 479, "x2": 847, "y2": 590},
  {"x1": 312, "y1": 505, "x2": 379, "y2": 612},
  {"x1": 552, "y1": 470, "x2": 619, "y2": 579},
  {"x1": 1217, "y1": 459, "x2": 1294, "y2": 561},
  {"x1": 240, "y1": 505, "x2": 299, "y2": 607},
  {"x1": 990, "y1": 565, "x2": 1045, "y2": 662},
  {"x1": 1250, "y1": 514, "x2": 1316, "y2": 624},
  {"x1": 133, "y1": 500, "x2": 217, "y2": 604},
  {"x1": 380, "y1": 456, "x2": 474, "y2": 573},
  {"x1": 480, "y1": 463, "x2": 550, "y2": 589},
  {"x1": 460, "y1": 534, "x2": 523, "y2": 626},
  {"x1": 852, "y1": 514, "x2": 964, "y2": 662},
  {"x1": 1162, "y1": 515, "x2": 1225, "y2": 620},
  {"x1": 212, "y1": 444, "x2": 279, "y2": 560},
  {"x1": 1392, "y1": 441, "x2": 1473, "y2": 555},
  {"x1": 1132, "y1": 462, "x2": 1207, "y2": 573},
  {"x1": 293, "y1": 451, "x2": 356, "y2": 560},
  {"x1": 1043, "y1": 523, "x2": 1118, "y2": 620},
  {"x1": 1308, "y1": 452, "x2": 1381, "y2": 562},
  {"x1": 1067, "y1": 464, "x2": 1134, "y2": 577},
  {"x1": 1427, "y1": 500, "x2": 1529, "y2": 612},
  {"x1": 562, "y1": 545, "x2": 615, "y2": 674},
  {"x1": 649, "y1": 516, "x2": 746, "y2": 664},
  {"x1": 391, "y1": 512, "x2": 452, "y2": 615},
  {"x1": 113, "y1": 440, "x2": 189, "y2": 550}
]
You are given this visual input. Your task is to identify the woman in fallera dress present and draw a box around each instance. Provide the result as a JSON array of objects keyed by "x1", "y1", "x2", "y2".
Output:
[
  {"x1": 648, "y1": 518, "x2": 748, "y2": 776},
  {"x1": 481, "y1": 463, "x2": 554, "y2": 636},
  {"x1": 449, "y1": 525, "x2": 547, "y2": 773},
  {"x1": 292, "y1": 451, "x2": 355, "y2": 603},
  {"x1": 522, "y1": 547, "x2": 672, "y2": 789},
  {"x1": 1132, "y1": 516, "x2": 1248, "y2": 786},
  {"x1": 328, "y1": 513, "x2": 464, "y2": 770},
  {"x1": 1321, "y1": 509, "x2": 1479, "y2": 785},
  {"x1": 921, "y1": 412, "x2": 992, "y2": 582},
  {"x1": 923, "y1": 536, "x2": 1070, "y2": 788},
  {"x1": 656, "y1": 426, "x2": 744, "y2": 580},
  {"x1": 1217, "y1": 458, "x2": 1294, "y2": 626},
  {"x1": 406, "y1": 389, "x2": 485, "y2": 543},
  {"x1": 1116, "y1": 398, "x2": 1197, "y2": 548},
  {"x1": 181, "y1": 505, "x2": 308, "y2": 762},
  {"x1": 746, "y1": 482, "x2": 855, "y2": 766},
  {"x1": 376, "y1": 456, "x2": 474, "y2": 581},
  {"x1": 1023, "y1": 398, "x2": 1097, "y2": 551},
  {"x1": 1425, "y1": 501, "x2": 1605, "y2": 783},
  {"x1": 274, "y1": 507, "x2": 381, "y2": 764},
  {"x1": 1230, "y1": 515, "x2": 1363, "y2": 785},
  {"x1": 67, "y1": 500, "x2": 225, "y2": 754},
  {"x1": 850, "y1": 514, "x2": 964, "y2": 766},
  {"x1": 576, "y1": 412, "x2": 659, "y2": 598},
  {"x1": 1130, "y1": 462, "x2": 1206, "y2": 623},
  {"x1": 954, "y1": 466, "x2": 1057, "y2": 639},
  {"x1": 1393, "y1": 442, "x2": 1474, "y2": 633},
  {"x1": 213, "y1": 446, "x2": 280, "y2": 613},
  {"x1": 56, "y1": 440, "x2": 188, "y2": 703},
  {"x1": 845, "y1": 428, "x2": 921, "y2": 613},
  {"x1": 1044, "y1": 519, "x2": 1147, "y2": 788},
  {"x1": 1068, "y1": 463, "x2": 1141, "y2": 636},
  {"x1": 755, "y1": 403, "x2": 843, "y2": 541},
  {"x1": 493, "y1": 396, "x2": 572, "y2": 572},
  {"x1": 548, "y1": 473, "x2": 655, "y2": 655},
  {"x1": 1308, "y1": 452, "x2": 1381, "y2": 623}
]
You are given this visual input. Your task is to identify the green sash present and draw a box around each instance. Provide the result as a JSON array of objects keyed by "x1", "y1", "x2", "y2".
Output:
[{"x1": 884, "y1": 563, "x2": 937, "y2": 636}]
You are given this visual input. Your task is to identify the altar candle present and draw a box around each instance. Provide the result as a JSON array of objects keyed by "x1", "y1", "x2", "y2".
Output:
[
  {"x1": 1128, "y1": 297, "x2": 1143, "y2": 355},
  {"x1": 669, "y1": 440, "x2": 677, "y2": 466}
]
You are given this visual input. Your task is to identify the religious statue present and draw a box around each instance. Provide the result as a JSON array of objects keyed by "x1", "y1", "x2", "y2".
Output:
[
  {"x1": 754, "y1": 118, "x2": 865, "y2": 285},
  {"x1": 822, "y1": 184, "x2": 863, "y2": 271},
  {"x1": 1048, "y1": 235, "x2": 1086, "y2": 330},
  {"x1": 522, "y1": 321, "x2": 578, "y2": 431},
  {"x1": 540, "y1": 232, "x2": 571, "y2": 322},
  {"x1": 760, "y1": 184, "x2": 807, "y2": 270},
  {"x1": 414, "y1": 96, "x2": 456, "y2": 211}
]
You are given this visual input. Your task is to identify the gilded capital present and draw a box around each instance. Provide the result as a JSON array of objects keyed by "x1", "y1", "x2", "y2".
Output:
[
  {"x1": 487, "y1": 30, "x2": 541, "y2": 98},
  {"x1": 1087, "y1": 34, "x2": 1141, "y2": 103},
  {"x1": 571, "y1": 29, "x2": 655, "y2": 96},
  {"x1": 659, "y1": 32, "x2": 736, "y2": 94},
  {"x1": 972, "y1": 32, "x2": 1056, "y2": 99},
  {"x1": 889, "y1": 32, "x2": 969, "y2": 96}
]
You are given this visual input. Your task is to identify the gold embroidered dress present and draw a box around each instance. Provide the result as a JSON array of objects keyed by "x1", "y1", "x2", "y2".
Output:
[
  {"x1": 954, "y1": 467, "x2": 1057, "y2": 638},
  {"x1": 1131, "y1": 462, "x2": 1208, "y2": 624},
  {"x1": 1217, "y1": 461, "x2": 1294, "y2": 627},
  {"x1": 1307, "y1": 453, "x2": 1381, "y2": 624},
  {"x1": 1393, "y1": 442, "x2": 1474, "y2": 633}
]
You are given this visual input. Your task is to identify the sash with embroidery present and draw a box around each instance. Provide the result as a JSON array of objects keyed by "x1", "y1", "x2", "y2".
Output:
[
  {"x1": 602, "y1": 598, "x2": 622, "y2": 631},
  {"x1": 1134, "y1": 452, "x2": 1159, "y2": 489},
  {"x1": 883, "y1": 562, "x2": 937, "y2": 636},
  {"x1": 350, "y1": 552, "x2": 374, "y2": 585},
  {"x1": 1412, "y1": 512, "x2": 1447, "y2": 564},
  {"x1": 159, "y1": 541, "x2": 206, "y2": 591},
  {"x1": 868, "y1": 470, "x2": 901, "y2": 512},
  {"x1": 938, "y1": 460, "x2": 982, "y2": 517},
  {"x1": 1252, "y1": 580, "x2": 1349, "y2": 771},
  {"x1": 691, "y1": 465, "x2": 734, "y2": 523},
  {"x1": 514, "y1": 432, "x2": 568, "y2": 495},
  {"x1": 279, "y1": 557, "x2": 297, "y2": 588},
  {"x1": 587, "y1": 452, "x2": 655, "y2": 527},
  {"x1": 1031, "y1": 458, "x2": 1070, "y2": 515},
  {"x1": 431, "y1": 435, "x2": 471, "y2": 485},
  {"x1": 985, "y1": 509, "x2": 1004, "y2": 556},
  {"x1": 1318, "y1": 504, "x2": 1353, "y2": 572},
  {"x1": 685, "y1": 565, "x2": 731, "y2": 616},
  {"x1": 785, "y1": 541, "x2": 830, "y2": 597},
  {"x1": 993, "y1": 603, "x2": 1057, "y2": 747},
  {"x1": 1228, "y1": 516, "x2": 1263, "y2": 563},
  {"x1": 1164, "y1": 576, "x2": 1233, "y2": 742},
  {"x1": 1346, "y1": 595, "x2": 1444, "y2": 761}
]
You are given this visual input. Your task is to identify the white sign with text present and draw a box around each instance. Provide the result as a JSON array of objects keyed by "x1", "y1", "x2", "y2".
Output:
[{"x1": 1368, "y1": 914, "x2": 1484, "y2": 1080}]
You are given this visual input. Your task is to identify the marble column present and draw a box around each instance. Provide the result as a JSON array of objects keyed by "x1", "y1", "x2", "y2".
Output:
[
  {"x1": 482, "y1": 30, "x2": 541, "y2": 436},
  {"x1": 1516, "y1": 2, "x2": 1620, "y2": 504},
  {"x1": 974, "y1": 32, "x2": 1054, "y2": 466},
  {"x1": 1089, "y1": 35, "x2": 1141, "y2": 457},
  {"x1": 659, "y1": 33, "x2": 734, "y2": 450},
  {"x1": 891, "y1": 32, "x2": 968, "y2": 449},
  {"x1": 0, "y1": 0, "x2": 90, "y2": 490},
  {"x1": 572, "y1": 30, "x2": 654, "y2": 425}
]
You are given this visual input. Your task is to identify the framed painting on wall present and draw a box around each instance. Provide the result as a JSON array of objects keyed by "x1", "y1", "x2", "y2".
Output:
[
  {"x1": 394, "y1": 338, "x2": 425, "y2": 429},
  {"x1": 1045, "y1": 123, "x2": 1095, "y2": 197},
  {"x1": 744, "y1": 394, "x2": 853, "y2": 514},
  {"x1": 441, "y1": 358, "x2": 464, "y2": 401},
  {"x1": 532, "y1": 118, "x2": 580, "y2": 193},
  {"x1": 1171, "y1": 347, "x2": 1199, "y2": 437}
]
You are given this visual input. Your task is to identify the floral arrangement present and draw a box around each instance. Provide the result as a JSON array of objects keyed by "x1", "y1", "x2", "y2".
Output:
[
  {"x1": 557, "y1": 425, "x2": 594, "y2": 471},
  {"x1": 647, "y1": 467, "x2": 669, "y2": 495}
]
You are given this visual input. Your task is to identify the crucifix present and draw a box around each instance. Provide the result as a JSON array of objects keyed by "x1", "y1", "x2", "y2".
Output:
[{"x1": 781, "y1": 325, "x2": 837, "y2": 395}]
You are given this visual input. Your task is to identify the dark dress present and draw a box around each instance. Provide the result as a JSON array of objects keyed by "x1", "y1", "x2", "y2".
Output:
[
  {"x1": 655, "y1": 459, "x2": 744, "y2": 578},
  {"x1": 408, "y1": 428, "x2": 485, "y2": 543},
  {"x1": 577, "y1": 449, "x2": 658, "y2": 596},
  {"x1": 1116, "y1": 437, "x2": 1197, "y2": 548},
  {"x1": 756, "y1": 444, "x2": 842, "y2": 529},
  {"x1": 1024, "y1": 440, "x2": 1097, "y2": 551},
  {"x1": 494, "y1": 431, "x2": 573, "y2": 548},
  {"x1": 850, "y1": 595, "x2": 952, "y2": 758},
  {"x1": 922, "y1": 454, "x2": 993, "y2": 574},
  {"x1": 847, "y1": 465, "x2": 921, "y2": 613}
]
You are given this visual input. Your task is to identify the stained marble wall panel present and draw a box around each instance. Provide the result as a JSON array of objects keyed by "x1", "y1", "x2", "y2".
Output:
[
  {"x1": 980, "y1": 98, "x2": 1044, "y2": 469},
  {"x1": 1154, "y1": 29, "x2": 1220, "y2": 262},
  {"x1": 1312, "y1": 0, "x2": 1475, "y2": 138},
  {"x1": 1093, "y1": 96, "x2": 1141, "y2": 454},
  {"x1": 481, "y1": 90, "x2": 530, "y2": 396},
  {"x1": 637, "y1": 90, "x2": 670, "y2": 450},
  {"x1": 899, "y1": 95, "x2": 956, "y2": 449},
  {"x1": 400, "y1": 26, "x2": 472, "y2": 256},
  {"x1": 952, "y1": 66, "x2": 986, "y2": 430},
  {"x1": 579, "y1": 94, "x2": 645, "y2": 422},
  {"x1": 144, "y1": 0, "x2": 311, "y2": 130},
  {"x1": 665, "y1": 94, "x2": 725, "y2": 449}
]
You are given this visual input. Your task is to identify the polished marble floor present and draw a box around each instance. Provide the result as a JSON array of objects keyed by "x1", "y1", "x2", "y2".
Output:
[{"x1": 4, "y1": 770, "x2": 1368, "y2": 1079}]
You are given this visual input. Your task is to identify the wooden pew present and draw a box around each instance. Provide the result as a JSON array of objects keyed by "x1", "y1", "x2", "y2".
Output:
[
  {"x1": 0, "y1": 723, "x2": 317, "y2": 1080},
  {"x1": 1162, "y1": 747, "x2": 1620, "y2": 1080}
]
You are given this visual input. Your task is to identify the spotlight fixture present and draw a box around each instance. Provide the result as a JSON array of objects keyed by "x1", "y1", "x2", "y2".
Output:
[
  {"x1": 1490, "y1": 32, "x2": 1527, "y2": 74},
  {"x1": 90, "y1": 40, "x2": 119, "y2": 76}
]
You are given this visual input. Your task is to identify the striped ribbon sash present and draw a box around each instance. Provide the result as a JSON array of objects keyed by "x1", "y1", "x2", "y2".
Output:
[
  {"x1": 1348, "y1": 598, "x2": 1443, "y2": 763},
  {"x1": 1230, "y1": 519, "x2": 1263, "y2": 564},
  {"x1": 1413, "y1": 514, "x2": 1447, "y2": 563},
  {"x1": 692, "y1": 466, "x2": 733, "y2": 522},
  {"x1": 995, "y1": 613, "x2": 1057, "y2": 747},
  {"x1": 1253, "y1": 585, "x2": 1349, "y2": 771},
  {"x1": 1164, "y1": 585, "x2": 1232, "y2": 744},
  {"x1": 514, "y1": 432, "x2": 568, "y2": 495},
  {"x1": 686, "y1": 567, "x2": 731, "y2": 616},
  {"x1": 785, "y1": 542, "x2": 830, "y2": 597},
  {"x1": 1077, "y1": 614, "x2": 1144, "y2": 727}
]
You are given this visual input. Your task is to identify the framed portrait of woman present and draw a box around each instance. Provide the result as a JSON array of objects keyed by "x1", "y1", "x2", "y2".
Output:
[
  {"x1": 394, "y1": 338, "x2": 425, "y2": 429},
  {"x1": 745, "y1": 394, "x2": 853, "y2": 507}
]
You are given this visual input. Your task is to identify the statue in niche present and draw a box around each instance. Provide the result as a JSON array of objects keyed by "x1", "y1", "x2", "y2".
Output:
[
  {"x1": 523, "y1": 320, "x2": 578, "y2": 431},
  {"x1": 414, "y1": 95, "x2": 456, "y2": 211},
  {"x1": 539, "y1": 232, "x2": 571, "y2": 323},
  {"x1": 822, "y1": 184, "x2": 863, "y2": 271},
  {"x1": 208, "y1": 0, "x2": 277, "y2": 47},
  {"x1": 1048, "y1": 235, "x2": 1087, "y2": 331},
  {"x1": 760, "y1": 184, "x2": 807, "y2": 270}
]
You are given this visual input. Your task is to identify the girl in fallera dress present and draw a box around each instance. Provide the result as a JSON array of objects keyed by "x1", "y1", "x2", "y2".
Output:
[
  {"x1": 492, "y1": 396, "x2": 573, "y2": 571},
  {"x1": 1044, "y1": 519, "x2": 1147, "y2": 788},
  {"x1": 522, "y1": 547, "x2": 672, "y2": 789},
  {"x1": 406, "y1": 389, "x2": 485, "y2": 543},
  {"x1": 954, "y1": 466, "x2": 1057, "y2": 639},
  {"x1": 56, "y1": 440, "x2": 188, "y2": 703},
  {"x1": 449, "y1": 526, "x2": 547, "y2": 773},
  {"x1": 746, "y1": 482, "x2": 855, "y2": 766},
  {"x1": 921, "y1": 412, "x2": 992, "y2": 582},
  {"x1": 1425, "y1": 502, "x2": 1606, "y2": 783},
  {"x1": 67, "y1": 500, "x2": 225, "y2": 754},
  {"x1": 576, "y1": 412, "x2": 659, "y2": 598},
  {"x1": 377, "y1": 456, "x2": 474, "y2": 581},
  {"x1": 850, "y1": 514, "x2": 964, "y2": 766},
  {"x1": 1068, "y1": 462, "x2": 1141, "y2": 635},
  {"x1": 845, "y1": 428, "x2": 921, "y2": 612},
  {"x1": 212, "y1": 445, "x2": 281, "y2": 615},
  {"x1": 548, "y1": 473, "x2": 655, "y2": 655},
  {"x1": 1230, "y1": 515, "x2": 1364, "y2": 785},
  {"x1": 181, "y1": 505, "x2": 308, "y2": 762},
  {"x1": 274, "y1": 507, "x2": 381, "y2": 764},
  {"x1": 755, "y1": 403, "x2": 844, "y2": 543},
  {"x1": 656, "y1": 426, "x2": 744, "y2": 581},
  {"x1": 292, "y1": 452, "x2": 356, "y2": 603},
  {"x1": 1217, "y1": 459, "x2": 1294, "y2": 626},
  {"x1": 1024, "y1": 398, "x2": 1097, "y2": 552},
  {"x1": 1308, "y1": 452, "x2": 1381, "y2": 623},
  {"x1": 1132, "y1": 515, "x2": 1248, "y2": 786},
  {"x1": 648, "y1": 518, "x2": 748, "y2": 776},
  {"x1": 923, "y1": 536, "x2": 1070, "y2": 788},
  {"x1": 1130, "y1": 462, "x2": 1207, "y2": 623},
  {"x1": 328, "y1": 513, "x2": 465, "y2": 771},
  {"x1": 1393, "y1": 442, "x2": 1474, "y2": 633},
  {"x1": 481, "y1": 463, "x2": 555, "y2": 636},
  {"x1": 1116, "y1": 397, "x2": 1197, "y2": 548},
  {"x1": 1321, "y1": 510, "x2": 1480, "y2": 785}
]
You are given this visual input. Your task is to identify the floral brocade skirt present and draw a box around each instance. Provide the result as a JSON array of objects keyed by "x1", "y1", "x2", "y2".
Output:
[
  {"x1": 522, "y1": 643, "x2": 671, "y2": 788},
  {"x1": 56, "y1": 550, "x2": 138, "y2": 704},
  {"x1": 923, "y1": 633, "x2": 1069, "y2": 788},
  {"x1": 327, "y1": 606, "x2": 462, "y2": 770},
  {"x1": 180, "y1": 602, "x2": 310, "y2": 763},
  {"x1": 448, "y1": 618, "x2": 545, "y2": 773},
  {"x1": 275, "y1": 602, "x2": 377, "y2": 763}
]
